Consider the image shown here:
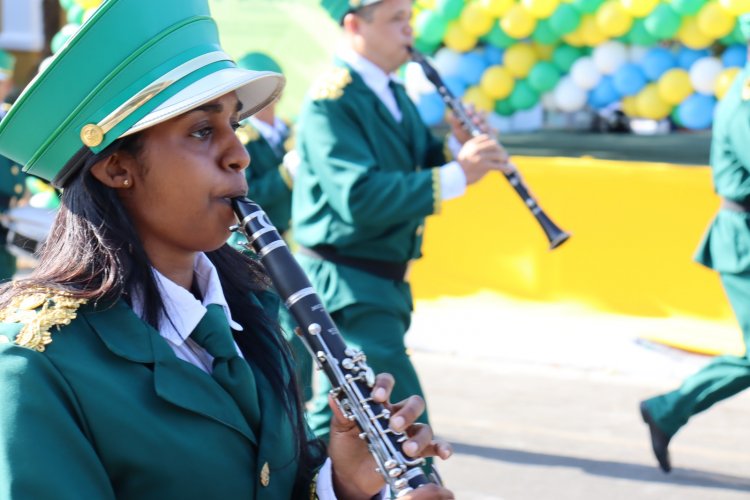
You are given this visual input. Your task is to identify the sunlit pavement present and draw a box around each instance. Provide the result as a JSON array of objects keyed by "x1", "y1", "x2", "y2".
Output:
[{"x1": 408, "y1": 294, "x2": 750, "y2": 499}]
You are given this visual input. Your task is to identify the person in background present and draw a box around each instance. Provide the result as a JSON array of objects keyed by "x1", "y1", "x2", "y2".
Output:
[
  {"x1": 0, "y1": 48, "x2": 27, "y2": 281},
  {"x1": 640, "y1": 14, "x2": 750, "y2": 474},
  {"x1": 293, "y1": 0, "x2": 510, "y2": 440},
  {"x1": 231, "y1": 51, "x2": 312, "y2": 402},
  {"x1": 0, "y1": 1, "x2": 454, "y2": 498}
]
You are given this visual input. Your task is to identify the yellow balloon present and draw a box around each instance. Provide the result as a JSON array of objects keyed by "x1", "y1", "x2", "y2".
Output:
[
  {"x1": 619, "y1": 0, "x2": 659, "y2": 17},
  {"x1": 460, "y1": 3, "x2": 496, "y2": 36},
  {"x1": 522, "y1": 0, "x2": 560, "y2": 19},
  {"x1": 657, "y1": 69, "x2": 693, "y2": 105},
  {"x1": 580, "y1": 15, "x2": 608, "y2": 46},
  {"x1": 504, "y1": 43, "x2": 538, "y2": 78},
  {"x1": 463, "y1": 86, "x2": 496, "y2": 113},
  {"x1": 444, "y1": 22, "x2": 478, "y2": 52},
  {"x1": 533, "y1": 42, "x2": 555, "y2": 60},
  {"x1": 480, "y1": 0, "x2": 515, "y2": 16},
  {"x1": 562, "y1": 28, "x2": 586, "y2": 47},
  {"x1": 678, "y1": 16, "x2": 714, "y2": 49},
  {"x1": 596, "y1": 1, "x2": 633, "y2": 37},
  {"x1": 480, "y1": 66, "x2": 516, "y2": 99},
  {"x1": 621, "y1": 95, "x2": 638, "y2": 117},
  {"x1": 635, "y1": 84, "x2": 672, "y2": 120},
  {"x1": 500, "y1": 4, "x2": 538, "y2": 39},
  {"x1": 715, "y1": 67, "x2": 741, "y2": 99},
  {"x1": 697, "y1": 2, "x2": 735, "y2": 39},
  {"x1": 719, "y1": 0, "x2": 750, "y2": 15},
  {"x1": 75, "y1": 0, "x2": 102, "y2": 8}
]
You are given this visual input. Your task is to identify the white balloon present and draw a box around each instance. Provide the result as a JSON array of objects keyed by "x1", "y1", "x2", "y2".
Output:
[
  {"x1": 593, "y1": 41, "x2": 628, "y2": 75},
  {"x1": 570, "y1": 56, "x2": 601, "y2": 91},
  {"x1": 553, "y1": 76, "x2": 588, "y2": 113},
  {"x1": 433, "y1": 48, "x2": 462, "y2": 77},
  {"x1": 689, "y1": 57, "x2": 724, "y2": 95},
  {"x1": 541, "y1": 91, "x2": 558, "y2": 112},
  {"x1": 628, "y1": 45, "x2": 650, "y2": 64},
  {"x1": 404, "y1": 62, "x2": 434, "y2": 100}
]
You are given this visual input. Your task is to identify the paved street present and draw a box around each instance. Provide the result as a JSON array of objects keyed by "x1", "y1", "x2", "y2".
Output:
[{"x1": 407, "y1": 294, "x2": 750, "y2": 499}]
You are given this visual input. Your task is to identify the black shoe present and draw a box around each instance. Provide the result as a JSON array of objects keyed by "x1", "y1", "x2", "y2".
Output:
[{"x1": 640, "y1": 401, "x2": 672, "y2": 473}]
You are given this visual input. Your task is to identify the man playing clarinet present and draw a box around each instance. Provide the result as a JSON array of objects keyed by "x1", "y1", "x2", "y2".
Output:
[{"x1": 292, "y1": 0, "x2": 511, "y2": 440}]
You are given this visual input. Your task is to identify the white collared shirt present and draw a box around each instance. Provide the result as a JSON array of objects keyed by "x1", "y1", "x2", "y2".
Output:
[
  {"x1": 336, "y1": 45, "x2": 466, "y2": 200},
  {"x1": 132, "y1": 253, "x2": 345, "y2": 498},
  {"x1": 248, "y1": 115, "x2": 288, "y2": 149}
]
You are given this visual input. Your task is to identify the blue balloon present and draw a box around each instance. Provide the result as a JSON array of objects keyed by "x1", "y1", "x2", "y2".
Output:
[
  {"x1": 442, "y1": 75, "x2": 467, "y2": 98},
  {"x1": 641, "y1": 47, "x2": 676, "y2": 81},
  {"x1": 612, "y1": 63, "x2": 647, "y2": 96},
  {"x1": 677, "y1": 46, "x2": 710, "y2": 70},
  {"x1": 416, "y1": 92, "x2": 447, "y2": 126},
  {"x1": 588, "y1": 76, "x2": 620, "y2": 110},
  {"x1": 484, "y1": 45, "x2": 504, "y2": 66},
  {"x1": 456, "y1": 51, "x2": 487, "y2": 85},
  {"x1": 722, "y1": 44, "x2": 747, "y2": 69},
  {"x1": 677, "y1": 94, "x2": 716, "y2": 130}
]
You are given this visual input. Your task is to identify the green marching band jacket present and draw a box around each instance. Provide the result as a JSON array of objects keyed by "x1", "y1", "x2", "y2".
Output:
[
  {"x1": 694, "y1": 62, "x2": 750, "y2": 274},
  {"x1": 0, "y1": 287, "x2": 323, "y2": 499}
]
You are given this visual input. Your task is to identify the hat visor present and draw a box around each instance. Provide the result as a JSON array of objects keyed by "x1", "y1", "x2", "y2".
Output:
[{"x1": 125, "y1": 67, "x2": 285, "y2": 137}]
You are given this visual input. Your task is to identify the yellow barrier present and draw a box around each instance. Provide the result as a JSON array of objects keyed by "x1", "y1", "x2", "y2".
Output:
[{"x1": 411, "y1": 156, "x2": 734, "y2": 324}]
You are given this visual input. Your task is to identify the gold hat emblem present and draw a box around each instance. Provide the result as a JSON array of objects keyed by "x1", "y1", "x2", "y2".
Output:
[
  {"x1": 260, "y1": 462, "x2": 270, "y2": 487},
  {"x1": 80, "y1": 124, "x2": 104, "y2": 147}
]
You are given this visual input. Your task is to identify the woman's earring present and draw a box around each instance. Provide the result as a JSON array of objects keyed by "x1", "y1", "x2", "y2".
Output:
[{"x1": 123, "y1": 179, "x2": 130, "y2": 187}]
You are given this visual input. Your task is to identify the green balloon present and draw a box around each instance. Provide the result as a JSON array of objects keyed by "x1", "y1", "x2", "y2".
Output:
[
  {"x1": 528, "y1": 61, "x2": 561, "y2": 93},
  {"x1": 509, "y1": 80, "x2": 539, "y2": 111},
  {"x1": 66, "y1": 3, "x2": 84, "y2": 24},
  {"x1": 644, "y1": 4, "x2": 681, "y2": 40},
  {"x1": 59, "y1": 0, "x2": 75, "y2": 9},
  {"x1": 671, "y1": 0, "x2": 705, "y2": 16},
  {"x1": 532, "y1": 19, "x2": 561, "y2": 45},
  {"x1": 482, "y1": 24, "x2": 515, "y2": 49},
  {"x1": 415, "y1": 10, "x2": 448, "y2": 45},
  {"x1": 670, "y1": 106, "x2": 683, "y2": 128},
  {"x1": 627, "y1": 18, "x2": 658, "y2": 46},
  {"x1": 50, "y1": 26, "x2": 77, "y2": 54},
  {"x1": 552, "y1": 44, "x2": 582, "y2": 72},
  {"x1": 549, "y1": 3, "x2": 581, "y2": 36},
  {"x1": 436, "y1": 0, "x2": 464, "y2": 20},
  {"x1": 572, "y1": 0, "x2": 604, "y2": 14},
  {"x1": 720, "y1": 21, "x2": 745, "y2": 46},
  {"x1": 495, "y1": 98, "x2": 515, "y2": 116},
  {"x1": 413, "y1": 37, "x2": 440, "y2": 56}
]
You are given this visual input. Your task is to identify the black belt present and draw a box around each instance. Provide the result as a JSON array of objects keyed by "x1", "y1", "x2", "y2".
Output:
[
  {"x1": 721, "y1": 197, "x2": 750, "y2": 212},
  {"x1": 299, "y1": 246, "x2": 409, "y2": 282}
]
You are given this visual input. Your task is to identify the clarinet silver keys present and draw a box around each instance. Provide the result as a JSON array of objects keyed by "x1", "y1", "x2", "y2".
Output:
[{"x1": 230, "y1": 197, "x2": 438, "y2": 496}]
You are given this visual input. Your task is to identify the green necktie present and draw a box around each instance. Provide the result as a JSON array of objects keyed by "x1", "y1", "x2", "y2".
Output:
[{"x1": 190, "y1": 304, "x2": 261, "y2": 433}]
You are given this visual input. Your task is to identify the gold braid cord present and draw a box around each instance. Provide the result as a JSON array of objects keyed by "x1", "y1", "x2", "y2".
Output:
[{"x1": 0, "y1": 289, "x2": 87, "y2": 352}]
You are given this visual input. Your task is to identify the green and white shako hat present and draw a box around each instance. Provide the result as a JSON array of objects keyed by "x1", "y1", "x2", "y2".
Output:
[
  {"x1": 0, "y1": 0, "x2": 284, "y2": 188},
  {"x1": 0, "y1": 49, "x2": 14, "y2": 81},
  {"x1": 321, "y1": 0, "x2": 385, "y2": 23}
]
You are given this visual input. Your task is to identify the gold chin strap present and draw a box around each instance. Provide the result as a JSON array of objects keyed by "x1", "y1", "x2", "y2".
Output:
[{"x1": 79, "y1": 51, "x2": 233, "y2": 148}]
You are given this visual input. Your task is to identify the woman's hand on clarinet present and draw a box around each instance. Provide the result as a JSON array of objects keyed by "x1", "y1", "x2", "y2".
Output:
[{"x1": 328, "y1": 373, "x2": 454, "y2": 500}]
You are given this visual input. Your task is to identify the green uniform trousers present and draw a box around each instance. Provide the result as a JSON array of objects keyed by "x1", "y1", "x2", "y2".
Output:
[
  {"x1": 644, "y1": 271, "x2": 750, "y2": 437},
  {"x1": 307, "y1": 300, "x2": 430, "y2": 442}
]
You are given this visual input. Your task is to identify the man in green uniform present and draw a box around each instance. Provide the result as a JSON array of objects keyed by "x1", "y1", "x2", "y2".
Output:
[
  {"x1": 0, "y1": 49, "x2": 26, "y2": 281},
  {"x1": 232, "y1": 52, "x2": 312, "y2": 402},
  {"x1": 640, "y1": 15, "x2": 750, "y2": 473},
  {"x1": 294, "y1": 0, "x2": 509, "y2": 439}
]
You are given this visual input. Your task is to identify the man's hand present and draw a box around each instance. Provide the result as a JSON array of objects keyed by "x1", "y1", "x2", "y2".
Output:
[{"x1": 457, "y1": 134, "x2": 513, "y2": 185}]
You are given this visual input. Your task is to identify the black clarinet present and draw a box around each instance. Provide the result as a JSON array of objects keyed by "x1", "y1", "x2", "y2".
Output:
[
  {"x1": 230, "y1": 197, "x2": 435, "y2": 495},
  {"x1": 408, "y1": 48, "x2": 571, "y2": 250}
]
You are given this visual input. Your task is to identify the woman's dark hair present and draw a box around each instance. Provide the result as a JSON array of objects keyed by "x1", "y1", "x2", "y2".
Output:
[{"x1": 0, "y1": 135, "x2": 325, "y2": 493}]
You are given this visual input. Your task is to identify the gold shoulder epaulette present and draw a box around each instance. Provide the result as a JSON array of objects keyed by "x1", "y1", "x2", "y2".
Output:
[
  {"x1": 0, "y1": 288, "x2": 87, "y2": 352},
  {"x1": 309, "y1": 67, "x2": 352, "y2": 101},
  {"x1": 236, "y1": 122, "x2": 260, "y2": 145}
]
